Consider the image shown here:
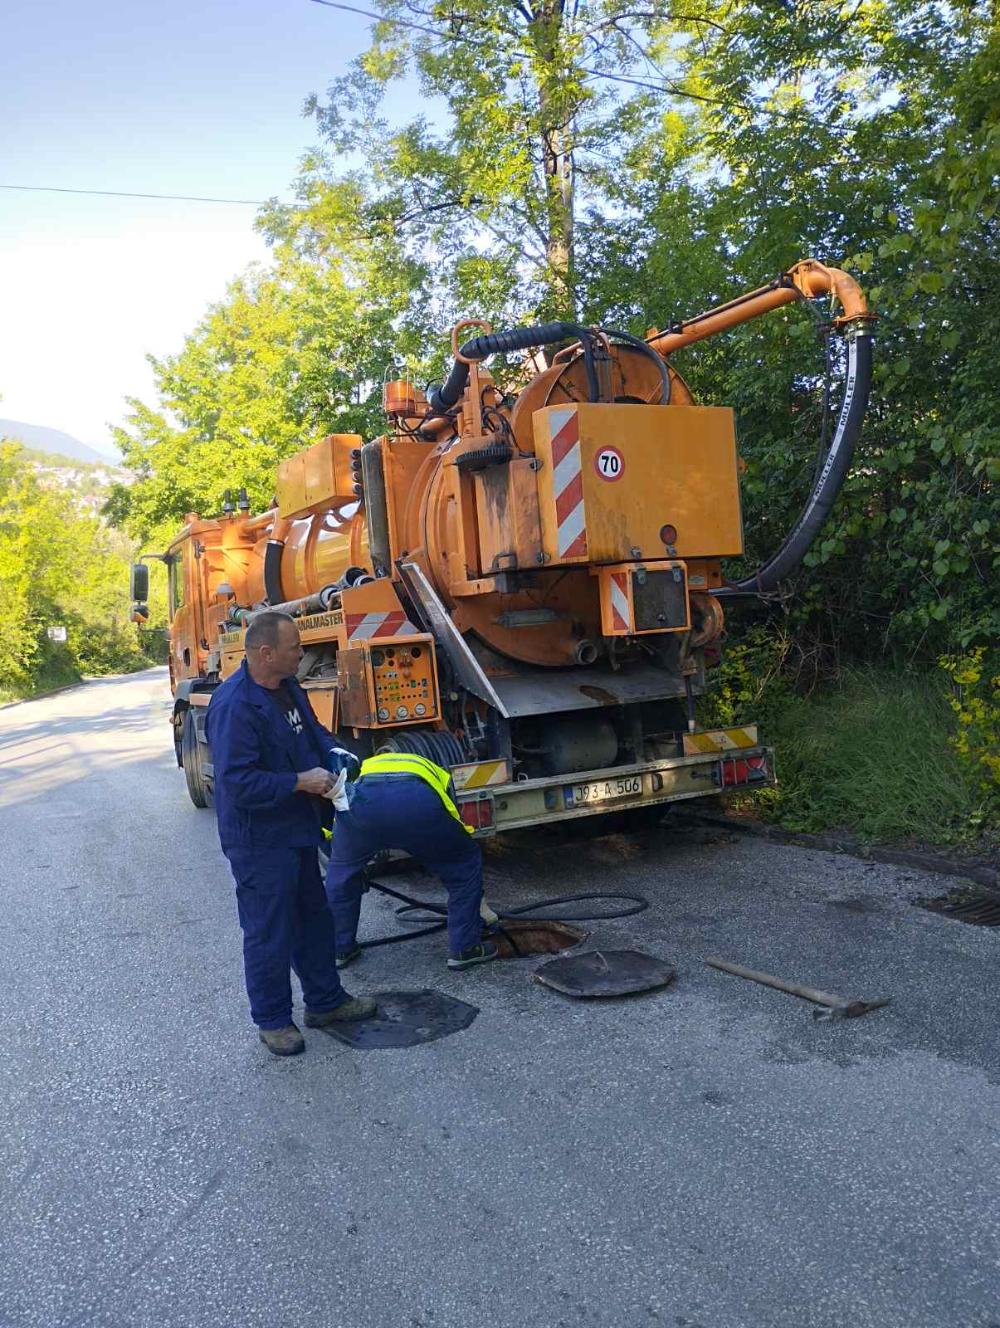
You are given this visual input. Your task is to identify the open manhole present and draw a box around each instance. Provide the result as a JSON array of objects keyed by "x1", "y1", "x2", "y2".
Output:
[
  {"x1": 491, "y1": 919, "x2": 587, "y2": 958},
  {"x1": 919, "y1": 886, "x2": 1000, "y2": 928}
]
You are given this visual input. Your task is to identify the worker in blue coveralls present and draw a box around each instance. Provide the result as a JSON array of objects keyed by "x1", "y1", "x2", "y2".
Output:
[
  {"x1": 325, "y1": 747, "x2": 498, "y2": 972},
  {"x1": 205, "y1": 610, "x2": 376, "y2": 1057}
]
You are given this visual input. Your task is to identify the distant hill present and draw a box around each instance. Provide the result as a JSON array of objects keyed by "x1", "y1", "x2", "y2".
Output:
[
  {"x1": 21, "y1": 446, "x2": 124, "y2": 474},
  {"x1": 0, "y1": 418, "x2": 120, "y2": 466}
]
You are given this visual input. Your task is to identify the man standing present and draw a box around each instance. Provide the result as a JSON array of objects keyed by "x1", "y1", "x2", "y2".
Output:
[{"x1": 205, "y1": 610, "x2": 375, "y2": 1056}]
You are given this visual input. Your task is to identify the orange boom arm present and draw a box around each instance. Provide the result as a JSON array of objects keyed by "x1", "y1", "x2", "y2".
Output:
[{"x1": 646, "y1": 260, "x2": 873, "y2": 356}]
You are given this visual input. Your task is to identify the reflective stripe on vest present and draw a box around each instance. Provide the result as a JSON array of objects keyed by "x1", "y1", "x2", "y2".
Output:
[{"x1": 358, "y1": 752, "x2": 474, "y2": 834}]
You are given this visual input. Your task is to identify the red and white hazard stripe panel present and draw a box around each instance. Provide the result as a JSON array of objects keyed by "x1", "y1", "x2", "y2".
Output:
[
  {"x1": 548, "y1": 407, "x2": 588, "y2": 560},
  {"x1": 610, "y1": 572, "x2": 631, "y2": 633},
  {"x1": 344, "y1": 611, "x2": 419, "y2": 640}
]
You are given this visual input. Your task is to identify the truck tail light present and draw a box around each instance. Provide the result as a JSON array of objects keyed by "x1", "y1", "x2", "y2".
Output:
[
  {"x1": 459, "y1": 796, "x2": 494, "y2": 830},
  {"x1": 720, "y1": 754, "x2": 770, "y2": 788}
]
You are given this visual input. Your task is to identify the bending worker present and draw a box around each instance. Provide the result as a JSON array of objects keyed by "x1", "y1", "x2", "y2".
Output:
[
  {"x1": 205, "y1": 610, "x2": 375, "y2": 1057},
  {"x1": 325, "y1": 746, "x2": 498, "y2": 971}
]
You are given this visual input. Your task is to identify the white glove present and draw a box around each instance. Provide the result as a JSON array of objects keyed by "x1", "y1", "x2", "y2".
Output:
[{"x1": 324, "y1": 769, "x2": 351, "y2": 812}]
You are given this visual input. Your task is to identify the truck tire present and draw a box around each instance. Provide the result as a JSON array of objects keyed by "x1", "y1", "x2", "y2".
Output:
[{"x1": 181, "y1": 709, "x2": 212, "y2": 809}]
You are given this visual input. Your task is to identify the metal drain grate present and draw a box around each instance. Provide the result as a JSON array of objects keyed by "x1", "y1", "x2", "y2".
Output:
[{"x1": 920, "y1": 887, "x2": 1000, "y2": 927}]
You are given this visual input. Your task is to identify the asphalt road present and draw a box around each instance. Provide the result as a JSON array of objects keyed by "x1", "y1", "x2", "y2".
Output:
[{"x1": 1, "y1": 668, "x2": 999, "y2": 1328}]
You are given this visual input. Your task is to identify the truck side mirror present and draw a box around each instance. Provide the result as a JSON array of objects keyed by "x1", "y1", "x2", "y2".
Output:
[{"x1": 130, "y1": 563, "x2": 149, "y2": 601}]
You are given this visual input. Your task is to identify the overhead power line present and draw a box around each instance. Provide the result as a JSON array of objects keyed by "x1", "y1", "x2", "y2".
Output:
[
  {"x1": 305, "y1": 0, "x2": 779, "y2": 116},
  {"x1": 309, "y1": 0, "x2": 444, "y2": 37},
  {"x1": 0, "y1": 183, "x2": 274, "y2": 205}
]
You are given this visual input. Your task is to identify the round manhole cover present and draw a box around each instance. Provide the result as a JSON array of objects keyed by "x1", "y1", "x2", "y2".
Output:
[{"x1": 533, "y1": 949, "x2": 676, "y2": 998}]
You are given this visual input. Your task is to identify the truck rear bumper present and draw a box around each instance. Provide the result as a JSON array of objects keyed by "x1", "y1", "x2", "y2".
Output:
[{"x1": 457, "y1": 747, "x2": 775, "y2": 835}]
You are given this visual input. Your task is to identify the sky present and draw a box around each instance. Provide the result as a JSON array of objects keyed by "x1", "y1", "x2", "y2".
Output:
[{"x1": 0, "y1": 0, "x2": 391, "y2": 455}]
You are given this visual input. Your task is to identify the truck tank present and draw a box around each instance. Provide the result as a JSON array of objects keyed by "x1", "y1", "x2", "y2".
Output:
[{"x1": 142, "y1": 259, "x2": 873, "y2": 828}]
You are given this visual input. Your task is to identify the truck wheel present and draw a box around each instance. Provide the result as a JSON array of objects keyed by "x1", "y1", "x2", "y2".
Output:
[{"x1": 181, "y1": 709, "x2": 212, "y2": 809}]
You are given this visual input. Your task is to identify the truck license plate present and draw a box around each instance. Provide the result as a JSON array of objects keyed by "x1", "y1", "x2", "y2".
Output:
[{"x1": 564, "y1": 774, "x2": 643, "y2": 808}]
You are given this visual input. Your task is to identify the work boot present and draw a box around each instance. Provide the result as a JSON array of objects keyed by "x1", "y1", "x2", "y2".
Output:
[
  {"x1": 447, "y1": 941, "x2": 499, "y2": 971},
  {"x1": 304, "y1": 996, "x2": 378, "y2": 1027},
  {"x1": 335, "y1": 944, "x2": 363, "y2": 970},
  {"x1": 258, "y1": 1023, "x2": 305, "y2": 1057}
]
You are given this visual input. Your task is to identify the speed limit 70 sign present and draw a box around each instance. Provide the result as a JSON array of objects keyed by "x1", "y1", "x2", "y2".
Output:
[{"x1": 594, "y1": 446, "x2": 625, "y2": 481}]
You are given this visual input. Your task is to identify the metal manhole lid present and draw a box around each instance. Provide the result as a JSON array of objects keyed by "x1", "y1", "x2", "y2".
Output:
[
  {"x1": 317, "y1": 990, "x2": 478, "y2": 1049},
  {"x1": 533, "y1": 949, "x2": 677, "y2": 998}
]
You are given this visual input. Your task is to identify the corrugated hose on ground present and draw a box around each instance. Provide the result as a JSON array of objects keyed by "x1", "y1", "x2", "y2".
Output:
[{"x1": 359, "y1": 877, "x2": 650, "y2": 955}]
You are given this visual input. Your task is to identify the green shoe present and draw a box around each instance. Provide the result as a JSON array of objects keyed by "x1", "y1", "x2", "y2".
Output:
[
  {"x1": 335, "y1": 944, "x2": 363, "y2": 969},
  {"x1": 447, "y1": 942, "x2": 499, "y2": 971},
  {"x1": 258, "y1": 1023, "x2": 305, "y2": 1057},
  {"x1": 304, "y1": 996, "x2": 378, "y2": 1027}
]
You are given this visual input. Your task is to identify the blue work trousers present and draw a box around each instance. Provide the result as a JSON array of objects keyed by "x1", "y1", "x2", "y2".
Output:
[
  {"x1": 325, "y1": 777, "x2": 484, "y2": 956},
  {"x1": 225, "y1": 846, "x2": 347, "y2": 1030}
]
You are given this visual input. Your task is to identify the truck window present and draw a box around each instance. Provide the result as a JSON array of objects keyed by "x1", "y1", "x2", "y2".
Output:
[{"x1": 167, "y1": 554, "x2": 185, "y2": 618}]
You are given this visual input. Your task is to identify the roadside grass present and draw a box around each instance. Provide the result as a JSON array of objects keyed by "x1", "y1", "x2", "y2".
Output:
[
  {"x1": 0, "y1": 658, "x2": 82, "y2": 705},
  {"x1": 0, "y1": 650, "x2": 160, "y2": 705},
  {"x1": 752, "y1": 668, "x2": 988, "y2": 847}
]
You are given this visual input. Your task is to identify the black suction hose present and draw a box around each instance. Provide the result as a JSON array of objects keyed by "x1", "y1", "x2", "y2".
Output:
[
  {"x1": 719, "y1": 327, "x2": 873, "y2": 598},
  {"x1": 600, "y1": 327, "x2": 671, "y2": 403},
  {"x1": 357, "y1": 878, "x2": 649, "y2": 950},
  {"x1": 429, "y1": 321, "x2": 601, "y2": 415}
]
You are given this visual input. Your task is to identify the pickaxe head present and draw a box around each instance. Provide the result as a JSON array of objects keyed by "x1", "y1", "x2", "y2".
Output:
[{"x1": 813, "y1": 996, "x2": 891, "y2": 1022}]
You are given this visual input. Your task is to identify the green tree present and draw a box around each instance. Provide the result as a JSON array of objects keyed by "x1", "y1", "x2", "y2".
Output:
[
  {"x1": 304, "y1": 0, "x2": 747, "y2": 318},
  {"x1": 0, "y1": 441, "x2": 149, "y2": 697},
  {"x1": 109, "y1": 177, "x2": 430, "y2": 545},
  {"x1": 572, "y1": 0, "x2": 1000, "y2": 664},
  {"x1": 0, "y1": 443, "x2": 37, "y2": 690}
]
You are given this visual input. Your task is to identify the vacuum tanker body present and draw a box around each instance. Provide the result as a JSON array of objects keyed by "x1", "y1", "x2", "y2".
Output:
[{"x1": 138, "y1": 261, "x2": 873, "y2": 831}]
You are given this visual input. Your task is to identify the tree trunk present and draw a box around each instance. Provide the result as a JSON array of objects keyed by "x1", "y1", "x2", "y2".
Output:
[
  {"x1": 540, "y1": 116, "x2": 575, "y2": 314},
  {"x1": 530, "y1": 1, "x2": 577, "y2": 316}
]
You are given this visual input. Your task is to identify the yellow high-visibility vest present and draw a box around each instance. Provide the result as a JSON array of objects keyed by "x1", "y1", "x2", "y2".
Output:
[{"x1": 359, "y1": 751, "x2": 474, "y2": 834}]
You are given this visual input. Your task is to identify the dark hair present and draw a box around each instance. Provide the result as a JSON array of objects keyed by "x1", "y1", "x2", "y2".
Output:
[{"x1": 245, "y1": 610, "x2": 296, "y2": 652}]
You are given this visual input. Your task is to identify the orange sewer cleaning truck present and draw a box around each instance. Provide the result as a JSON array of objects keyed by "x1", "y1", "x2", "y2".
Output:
[{"x1": 131, "y1": 260, "x2": 873, "y2": 834}]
